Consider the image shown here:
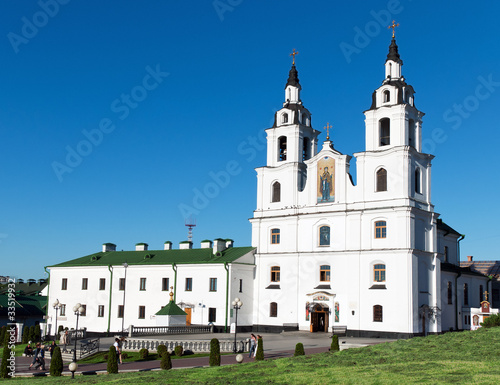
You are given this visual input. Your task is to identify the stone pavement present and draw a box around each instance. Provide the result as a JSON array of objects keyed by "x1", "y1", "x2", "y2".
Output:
[{"x1": 11, "y1": 332, "x2": 397, "y2": 378}]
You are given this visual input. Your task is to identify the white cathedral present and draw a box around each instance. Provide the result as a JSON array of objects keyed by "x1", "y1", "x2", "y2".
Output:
[{"x1": 46, "y1": 35, "x2": 491, "y2": 338}]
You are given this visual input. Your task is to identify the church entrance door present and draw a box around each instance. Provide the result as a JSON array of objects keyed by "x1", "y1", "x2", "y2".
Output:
[{"x1": 309, "y1": 304, "x2": 329, "y2": 332}]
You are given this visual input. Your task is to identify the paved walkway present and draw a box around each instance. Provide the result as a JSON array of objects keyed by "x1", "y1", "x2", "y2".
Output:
[{"x1": 11, "y1": 332, "x2": 397, "y2": 377}]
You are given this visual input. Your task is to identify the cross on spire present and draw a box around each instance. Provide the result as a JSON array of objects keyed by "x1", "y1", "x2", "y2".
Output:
[
  {"x1": 324, "y1": 122, "x2": 332, "y2": 140},
  {"x1": 388, "y1": 20, "x2": 399, "y2": 38},
  {"x1": 290, "y1": 49, "x2": 299, "y2": 65},
  {"x1": 483, "y1": 290, "x2": 489, "y2": 302},
  {"x1": 169, "y1": 286, "x2": 174, "y2": 301}
]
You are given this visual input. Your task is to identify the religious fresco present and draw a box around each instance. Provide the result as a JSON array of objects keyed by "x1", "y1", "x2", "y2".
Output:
[
  {"x1": 335, "y1": 302, "x2": 339, "y2": 322},
  {"x1": 317, "y1": 156, "x2": 335, "y2": 203}
]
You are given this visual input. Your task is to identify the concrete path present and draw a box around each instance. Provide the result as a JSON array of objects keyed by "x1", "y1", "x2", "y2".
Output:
[{"x1": 11, "y1": 332, "x2": 397, "y2": 378}]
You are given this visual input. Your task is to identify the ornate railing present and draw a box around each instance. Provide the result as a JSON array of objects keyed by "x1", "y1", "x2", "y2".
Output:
[
  {"x1": 122, "y1": 338, "x2": 247, "y2": 353},
  {"x1": 128, "y1": 324, "x2": 214, "y2": 337},
  {"x1": 80, "y1": 338, "x2": 100, "y2": 358},
  {"x1": 68, "y1": 328, "x2": 87, "y2": 340}
]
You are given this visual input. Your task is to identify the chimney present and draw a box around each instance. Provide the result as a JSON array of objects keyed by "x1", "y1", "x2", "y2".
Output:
[
  {"x1": 467, "y1": 255, "x2": 473, "y2": 262},
  {"x1": 135, "y1": 243, "x2": 148, "y2": 251},
  {"x1": 201, "y1": 240, "x2": 213, "y2": 249},
  {"x1": 213, "y1": 238, "x2": 226, "y2": 255},
  {"x1": 225, "y1": 239, "x2": 234, "y2": 249},
  {"x1": 164, "y1": 241, "x2": 172, "y2": 250},
  {"x1": 102, "y1": 243, "x2": 116, "y2": 252},
  {"x1": 179, "y1": 241, "x2": 193, "y2": 250}
]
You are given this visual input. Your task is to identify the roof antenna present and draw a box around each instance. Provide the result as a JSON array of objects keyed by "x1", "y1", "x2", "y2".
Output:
[{"x1": 185, "y1": 216, "x2": 196, "y2": 243}]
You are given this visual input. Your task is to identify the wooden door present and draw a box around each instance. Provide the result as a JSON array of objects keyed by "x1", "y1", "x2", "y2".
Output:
[{"x1": 185, "y1": 308, "x2": 192, "y2": 325}]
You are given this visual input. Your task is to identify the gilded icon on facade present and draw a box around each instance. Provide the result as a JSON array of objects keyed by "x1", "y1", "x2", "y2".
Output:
[{"x1": 317, "y1": 156, "x2": 335, "y2": 203}]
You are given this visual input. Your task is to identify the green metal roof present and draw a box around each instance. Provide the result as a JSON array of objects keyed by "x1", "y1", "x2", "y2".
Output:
[
  {"x1": 48, "y1": 246, "x2": 255, "y2": 268},
  {"x1": 155, "y1": 300, "x2": 187, "y2": 316}
]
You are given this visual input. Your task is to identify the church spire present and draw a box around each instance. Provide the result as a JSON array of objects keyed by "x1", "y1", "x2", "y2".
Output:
[
  {"x1": 384, "y1": 21, "x2": 402, "y2": 79},
  {"x1": 284, "y1": 49, "x2": 302, "y2": 104},
  {"x1": 386, "y1": 37, "x2": 402, "y2": 64}
]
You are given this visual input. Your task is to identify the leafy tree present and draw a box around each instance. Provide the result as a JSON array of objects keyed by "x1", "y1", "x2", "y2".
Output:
[
  {"x1": 294, "y1": 342, "x2": 305, "y2": 356},
  {"x1": 22, "y1": 326, "x2": 29, "y2": 344},
  {"x1": 157, "y1": 344, "x2": 167, "y2": 358},
  {"x1": 330, "y1": 335, "x2": 340, "y2": 351},
  {"x1": 0, "y1": 333, "x2": 11, "y2": 379},
  {"x1": 107, "y1": 346, "x2": 118, "y2": 374},
  {"x1": 160, "y1": 351, "x2": 172, "y2": 370},
  {"x1": 481, "y1": 313, "x2": 500, "y2": 328},
  {"x1": 49, "y1": 347, "x2": 63, "y2": 376},
  {"x1": 255, "y1": 337, "x2": 264, "y2": 361},
  {"x1": 209, "y1": 338, "x2": 220, "y2": 366}
]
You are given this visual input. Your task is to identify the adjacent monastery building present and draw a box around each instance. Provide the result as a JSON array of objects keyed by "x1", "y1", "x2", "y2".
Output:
[{"x1": 46, "y1": 33, "x2": 492, "y2": 338}]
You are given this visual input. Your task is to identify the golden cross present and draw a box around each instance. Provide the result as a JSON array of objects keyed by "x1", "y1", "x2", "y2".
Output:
[
  {"x1": 169, "y1": 286, "x2": 174, "y2": 301},
  {"x1": 324, "y1": 122, "x2": 332, "y2": 140},
  {"x1": 290, "y1": 49, "x2": 299, "y2": 65},
  {"x1": 388, "y1": 20, "x2": 399, "y2": 38},
  {"x1": 483, "y1": 290, "x2": 489, "y2": 301}
]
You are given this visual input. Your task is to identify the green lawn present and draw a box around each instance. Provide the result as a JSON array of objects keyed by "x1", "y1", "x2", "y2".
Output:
[
  {"x1": 79, "y1": 350, "x2": 224, "y2": 364},
  {"x1": 6, "y1": 327, "x2": 500, "y2": 384}
]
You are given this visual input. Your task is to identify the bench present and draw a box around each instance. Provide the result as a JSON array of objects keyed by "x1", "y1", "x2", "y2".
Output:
[{"x1": 332, "y1": 325, "x2": 347, "y2": 336}]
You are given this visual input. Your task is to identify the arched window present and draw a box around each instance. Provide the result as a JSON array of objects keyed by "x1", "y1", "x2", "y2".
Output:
[
  {"x1": 379, "y1": 118, "x2": 390, "y2": 146},
  {"x1": 270, "y1": 266, "x2": 280, "y2": 282},
  {"x1": 447, "y1": 281, "x2": 452, "y2": 304},
  {"x1": 270, "y1": 302, "x2": 278, "y2": 317},
  {"x1": 319, "y1": 225, "x2": 330, "y2": 246},
  {"x1": 415, "y1": 168, "x2": 421, "y2": 194},
  {"x1": 320, "y1": 265, "x2": 330, "y2": 282},
  {"x1": 374, "y1": 221, "x2": 387, "y2": 239},
  {"x1": 282, "y1": 113, "x2": 288, "y2": 124},
  {"x1": 271, "y1": 229, "x2": 280, "y2": 244},
  {"x1": 464, "y1": 283, "x2": 469, "y2": 306},
  {"x1": 374, "y1": 264, "x2": 386, "y2": 282},
  {"x1": 302, "y1": 137, "x2": 310, "y2": 161},
  {"x1": 376, "y1": 168, "x2": 387, "y2": 192},
  {"x1": 373, "y1": 305, "x2": 383, "y2": 322},
  {"x1": 278, "y1": 136, "x2": 287, "y2": 161},
  {"x1": 409, "y1": 119, "x2": 416, "y2": 148},
  {"x1": 383, "y1": 90, "x2": 390, "y2": 103},
  {"x1": 272, "y1": 182, "x2": 281, "y2": 202}
]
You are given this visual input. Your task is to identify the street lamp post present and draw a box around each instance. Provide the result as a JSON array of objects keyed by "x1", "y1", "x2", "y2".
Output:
[
  {"x1": 232, "y1": 297, "x2": 243, "y2": 353},
  {"x1": 72, "y1": 303, "x2": 85, "y2": 363},
  {"x1": 52, "y1": 299, "x2": 60, "y2": 339}
]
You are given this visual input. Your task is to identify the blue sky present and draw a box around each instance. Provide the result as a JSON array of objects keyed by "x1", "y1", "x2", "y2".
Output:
[{"x1": 1, "y1": 0, "x2": 499, "y2": 279}]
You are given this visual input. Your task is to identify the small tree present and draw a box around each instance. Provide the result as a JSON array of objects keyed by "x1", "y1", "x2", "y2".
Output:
[
  {"x1": 294, "y1": 342, "x2": 305, "y2": 356},
  {"x1": 139, "y1": 348, "x2": 149, "y2": 359},
  {"x1": 49, "y1": 346, "x2": 63, "y2": 376},
  {"x1": 209, "y1": 338, "x2": 220, "y2": 366},
  {"x1": 107, "y1": 346, "x2": 118, "y2": 374},
  {"x1": 0, "y1": 333, "x2": 11, "y2": 378},
  {"x1": 34, "y1": 324, "x2": 41, "y2": 342},
  {"x1": 481, "y1": 313, "x2": 500, "y2": 328},
  {"x1": 174, "y1": 345, "x2": 183, "y2": 357},
  {"x1": 157, "y1": 344, "x2": 167, "y2": 358},
  {"x1": 330, "y1": 335, "x2": 339, "y2": 352},
  {"x1": 22, "y1": 326, "x2": 29, "y2": 344},
  {"x1": 28, "y1": 326, "x2": 35, "y2": 343},
  {"x1": 255, "y1": 337, "x2": 264, "y2": 361},
  {"x1": 0, "y1": 326, "x2": 6, "y2": 346},
  {"x1": 160, "y1": 351, "x2": 172, "y2": 370}
]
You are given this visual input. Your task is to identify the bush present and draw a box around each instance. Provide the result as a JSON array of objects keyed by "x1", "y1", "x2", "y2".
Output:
[
  {"x1": 103, "y1": 354, "x2": 108, "y2": 360},
  {"x1": 107, "y1": 346, "x2": 118, "y2": 374},
  {"x1": 0, "y1": 326, "x2": 5, "y2": 346},
  {"x1": 22, "y1": 326, "x2": 29, "y2": 344},
  {"x1": 121, "y1": 352, "x2": 128, "y2": 360},
  {"x1": 34, "y1": 324, "x2": 41, "y2": 342},
  {"x1": 139, "y1": 348, "x2": 149, "y2": 359},
  {"x1": 157, "y1": 344, "x2": 167, "y2": 358},
  {"x1": 209, "y1": 338, "x2": 220, "y2": 366},
  {"x1": 255, "y1": 337, "x2": 264, "y2": 361},
  {"x1": 0, "y1": 333, "x2": 11, "y2": 378},
  {"x1": 294, "y1": 342, "x2": 305, "y2": 356},
  {"x1": 481, "y1": 313, "x2": 500, "y2": 328},
  {"x1": 49, "y1": 346, "x2": 63, "y2": 376},
  {"x1": 174, "y1": 345, "x2": 183, "y2": 357},
  {"x1": 160, "y1": 351, "x2": 172, "y2": 370},
  {"x1": 28, "y1": 326, "x2": 35, "y2": 343},
  {"x1": 330, "y1": 335, "x2": 339, "y2": 351}
]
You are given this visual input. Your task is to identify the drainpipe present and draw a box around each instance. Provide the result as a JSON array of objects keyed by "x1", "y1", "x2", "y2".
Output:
[
  {"x1": 43, "y1": 266, "x2": 50, "y2": 337},
  {"x1": 455, "y1": 234, "x2": 465, "y2": 331},
  {"x1": 171, "y1": 263, "x2": 177, "y2": 302},
  {"x1": 107, "y1": 265, "x2": 113, "y2": 334},
  {"x1": 224, "y1": 262, "x2": 229, "y2": 333}
]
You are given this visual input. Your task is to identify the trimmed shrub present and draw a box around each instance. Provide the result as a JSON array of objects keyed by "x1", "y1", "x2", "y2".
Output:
[
  {"x1": 0, "y1": 326, "x2": 6, "y2": 346},
  {"x1": 103, "y1": 354, "x2": 108, "y2": 360},
  {"x1": 174, "y1": 345, "x2": 183, "y2": 357},
  {"x1": 121, "y1": 352, "x2": 128, "y2": 360},
  {"x1": 0, "y1": 333, "x2": 11, "y2": 378},
  {"x1": 28, "y1": 326, "x2": 35, "y2": 343},
  {"x1": 331, "y1": 335, "x2": 339, "y2": 351},
  {"x1": 160, "y1": 351, "x2": 172, "y2": 370},
  {"x1": 209, "y1": 338, "x2": 220, "y2": 366},
  {"x1": 157, "y1": 344, "x2": 167, "y2": 358},
  {"x1": 481, "y1": 313, "x2": 500, "y2": 328},
  {"x1": 139, "y1": 348, "x2": 149, "y2": 359},
  {"x1": 107, "y1": 346, "x2": 118, "y2": 374},
  {"x1": 34, "y1": 324, "x2": 41, "y2": 342},
  {"x1": 22, "y1": 326, "x2": 29, "y2": 344},
  {"x1": 294, "y1": 342, "x2": 305, "y2": 356},
  {"x1": 255, "y1": 337, "x2": 264, "y2": 361},
  {"x1": 49, "y1": 346, "x2": 63, "y2": 376}
]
